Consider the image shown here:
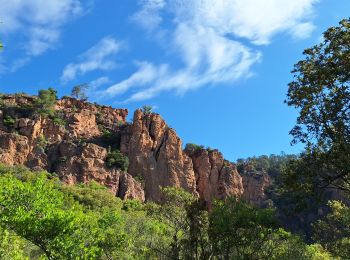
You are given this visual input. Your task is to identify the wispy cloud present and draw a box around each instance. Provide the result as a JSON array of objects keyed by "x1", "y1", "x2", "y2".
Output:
[
  {"x1": 90, "y1": 77, "x2": 112, "y2": 89},
  {"x1": 130, "y1": 0, "x2": 165, "y2": 31},
  {"x1": 0, "y1": 0, "x2": 85, "y2": 71},
  {"x1": 99, "y1": 0, "x2": 318, "y2": 102},
  {"x1": 60, "y1": 37, "x2": 121, "y2": 83}
]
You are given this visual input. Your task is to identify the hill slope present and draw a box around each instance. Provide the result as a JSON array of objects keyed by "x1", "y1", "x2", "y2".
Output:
[{"x1": 0, "y1": 93, "x2": 266, "y2": 205}]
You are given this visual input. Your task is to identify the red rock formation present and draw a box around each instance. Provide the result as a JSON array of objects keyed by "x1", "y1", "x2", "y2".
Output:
[
  {"x1": 185, "y1": 147, "x2": 243, "y2": 207},
  {"x1": 121, "y1": 110, "x2": 243, "y2": 202},
  {"x1": 241, "y1": 170, "x2": 272, "y2": 207},
  {"x1": 0, "y1": 95, "x2": 144, "y2": 201},
  {"x1": 120, "y1": 110, "x2": 198, "y2": 201},
  {"x1": 0, "y1": 95, "x2": 246, "y2": 204}
]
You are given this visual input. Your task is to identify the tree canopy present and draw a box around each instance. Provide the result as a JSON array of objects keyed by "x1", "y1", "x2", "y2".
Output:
[
  {"x1": 286, "y1": 18, "x2": 350, "y2": 193},
  {"x1": 71, "y1": 84, "x2": 89, "y2": 101}
]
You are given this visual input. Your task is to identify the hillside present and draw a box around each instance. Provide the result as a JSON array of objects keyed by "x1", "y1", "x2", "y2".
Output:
[
  {"x1": 1, "y1": 91, "x2": 348, "y2": 259},
  {"x1": 0, "y1": 92, "x2": 269, "y2": 206}
]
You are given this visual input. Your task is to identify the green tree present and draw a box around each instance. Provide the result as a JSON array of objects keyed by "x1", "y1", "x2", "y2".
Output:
[
  {"x1": 312, "y1": 200, "x2": 350, "y2": 259},
  {"x1": 209, "y1": 197, "x2": 278, "y2": 259},
  {"x1": 71, "y1": 84, "x2": 89, "y2": 100},
  {"x1": 0, "y1": 228, "x2": 28, "y2": 260},
  {"x1": 61, "y1": 181, "x2": 123, "y2": 211},
  {"x1": 0, "y1": 173, "x2": 102, "y2": 259},
  {"x1": 181, "y1": 200, "x2": 211, "y2": 260},
  {"x1": 142, "y1": 105, "x2": 153, "y2": 115},
  {"x1": 106, "y1": 149, "x2": 129, "y2": 171},
  {"x1": 208, "y1": 198, "x2": 331, "y2": 260},
  {"x1": 147, "y1": 187, "x2": 211, "y2": 259},
  {"x1": 35, "y1": 88, "x2": 58, "y2": 117},
  {"x1": 286, "y1": 18, "x2": 350, "y2": 193}
]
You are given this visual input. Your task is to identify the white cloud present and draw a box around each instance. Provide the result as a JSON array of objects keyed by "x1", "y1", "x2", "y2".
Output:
[
  {"x1": 177, "y1": 0, "x2": 318, "y2": 45},
  {"x1": 60, "y1": 37, "x2": 120, "y2": 83},
  {"x1": 131, "y1": 0, "x2": 165, "y2": 31},
  {"x1": 90, "y1": 77, "x2": 112, "y2": 89},
  {"x1": 0, "y1": 0, "x2": 84, "y2": 71},
  {"x1": 103, "y1": 62, "x2": 167, "y2": 97},
  {"x1": 99, "y1": 0, "x2": 318, "y2": 102}
]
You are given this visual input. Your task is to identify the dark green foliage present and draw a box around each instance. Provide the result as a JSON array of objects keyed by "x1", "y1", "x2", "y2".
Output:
[
  {"x1": 35, "y1": 88, "x2": 57, "y2": 117},
  {"x1": 35, "y1": 135, "x2": 48, "y2": 150},
  {"x1": 106, "y1": 149, "x2": 129, "y2": 171},
  {"x1": 286, "y1": 18, "x2": 350, "y2": 193},
  {"x1": 141, "y1": 105, "x2": 153, "y2": 114},
  {"x1": 185, "y1": 143, "x2": 204, "y2": 151},
  {"x1": 0, "y1": 165, "x2": 334, "y2": 259},
  {"x1": 312, "y1": 200, "x2": 350, "y2": 259},
  {"x1": 100, "y1": 127, "x2": 121, "y2": 149},
  {"x1": 236, "y1": 153, "x2": 298, "y2": 176},
  {"x1": 71, "y1": 84, "x2": 89, "y2": 100},
  {"x1": 50, "y1": 110, "x2": 66, "y2": 127},
  {"x1": 209, "y1": 197, "x2": 276, "y2": 259},
  {"x1": 3, "y1": 115, "x2": 16, "y2": 128}
]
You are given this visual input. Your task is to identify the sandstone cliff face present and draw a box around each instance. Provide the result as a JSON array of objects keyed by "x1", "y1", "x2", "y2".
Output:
[
  {"x1": 241, "y1": 170, "x2": 272, "y2": 207},
  {"x1": 185, "y1": 147, "x2": 243, "y2": 207},
  {"x1": 120, "y1": 110, "x2": 243, "y2": 202},
  {"x1": 120, "y1": 110, "x2": 198, "y2": 201},
  {"x1": 0, "y1": 94, "x2": 144, "y2": 201},
  {"x1": 0, "y1": 94, "x2": 247, "y2": 204}
]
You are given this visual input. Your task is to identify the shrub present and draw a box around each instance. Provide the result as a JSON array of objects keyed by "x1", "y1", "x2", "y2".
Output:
[
  {"x1": 141, "y1": 105, "x2": 153, "y2": 115},
  {"x1": 71, "y1": 84, "x2": 89, "y2": 101},
  {"x1": 100, "y1": 128, "x2": 121, "y2": 149},
  {"x1": 3, "y1": 116, "x2": 16, "y2": 128},
  {"x1": 185, "y1": 143, "x2": 204, "y2": 151},
  {"x1": 35, "y1": 88, "x2": 57, "y2": 117},
  {"x1": 106, "y1": 149, "x2": 129, "y2": 171},
  {"x1": 35, "y1": 135, "x2": 48, "y2": 151},
  {"x1": 61, "y1": 181, "x2": 123, "y2": 211}
]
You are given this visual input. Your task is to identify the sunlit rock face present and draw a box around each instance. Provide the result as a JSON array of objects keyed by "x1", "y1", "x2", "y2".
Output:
[{"x1": 0, "y1": 94, "x2": 247, "y2": 204}]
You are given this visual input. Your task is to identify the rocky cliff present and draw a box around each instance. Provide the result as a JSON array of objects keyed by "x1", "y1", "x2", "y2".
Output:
[{"x1": 0, "y1": 94, "x2": 261, "y2": 204}]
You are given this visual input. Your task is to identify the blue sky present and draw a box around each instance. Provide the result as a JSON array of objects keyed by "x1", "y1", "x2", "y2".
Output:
[{"x1": 0, "y1": 0, "x2": 349, "y2": 161}]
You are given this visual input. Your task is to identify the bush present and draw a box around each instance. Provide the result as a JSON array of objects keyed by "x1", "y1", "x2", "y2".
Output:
[
  {"x1": 35, "y1": 135, "x2": 48, "y2": 152},
  {"x1": 35, "y1": 88, "x2": 57, "y2": 117},
  {"x1": 71, "y1": 84, "x2": 89, "y2": 101},
  {"x1": 141, "y1": 105, "x2": 153, "y2": 115},
  {"x1": 185, "y1": 143, "x2": 204, "y2": 151},
  {"x1": 61, "y1": 181, "x2": 123, "y2": 211},
  {"x1": 106, "y1": 149, "x2": 129, "y2": 171},
  {"x1": 100, "y1": 128, "x2": 121, "y2": 149},
  {"x1": 3, "y1": 116, "x2": 16, "y2": 128}
]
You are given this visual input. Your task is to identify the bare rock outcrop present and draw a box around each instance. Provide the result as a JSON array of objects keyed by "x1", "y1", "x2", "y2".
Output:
[
  {"x1": 185, "y1": 147, "x2": 243, "y2": 206},
  {"x1": 241, "y1": 170, "x2": 272, "y2": 207},
  {"x1": 0, "y1": 95, "x2": 144, "y2": 201},
  {"x1": 0, "y1": 94, "x2": 245, "y2": 204},
  {"x1": 0, "y1": 131, "x2": 31, "y2": 165},
  {"x1": 50, "y1": 142, "x2": 145, "y2": 201},
  {"x1": 120, "y1": 110, "x2": 198, "y2": 201}
]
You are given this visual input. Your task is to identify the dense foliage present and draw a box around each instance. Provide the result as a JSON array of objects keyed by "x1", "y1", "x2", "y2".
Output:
[
  {"x1": 35, "y1": 88, "x2": 58, "y2": 117},
  {"x1": 0, "y1": 164, "x2": 337, "y2": 259},
  {"x1": 141, "y1": 105, "x2": 153, "y2": 115},
  {"x1": 286, "y1": 18, "x2": 350, "y2": 193},
  {"x1": 106, "y1": 148, "x2": 130, "y2": 171}
]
